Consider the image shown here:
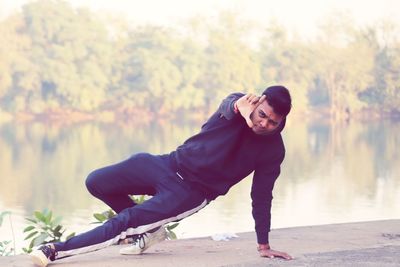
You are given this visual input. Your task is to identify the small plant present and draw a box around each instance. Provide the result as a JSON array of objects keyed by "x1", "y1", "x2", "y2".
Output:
[
  {"x1": 91, "y1": 195, "x2": 149, "y2": 224},
  {"x1": 0, "y1": 211, "x2": 15, "y2": 256},
  {"x1": 92, "y1": 195, "x2": 180, "y2": 239},
  {"x1": 165, "y1": 222, "x2": 179, "y2": 239},
  {"x1": 92, "y1": 209, "x2": 116, "y2": 224},
  {"x1": 23, "y1": 209, "x2": 75, "y2": 253},
  {"x1": 131, "y1": 194, "x2": 148, "y2": 204},
  {"x1": 0, "y1": 240, "x2": 13, "y2": 256}
]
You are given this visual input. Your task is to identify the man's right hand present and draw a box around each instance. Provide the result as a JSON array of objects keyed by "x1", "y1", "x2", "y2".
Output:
[
  {"x1": 259, "y1": 248, "x2": 293, "y2": 260},
  {"x1": 235, "y1": 94, "x2": 266, "y2": 128}
]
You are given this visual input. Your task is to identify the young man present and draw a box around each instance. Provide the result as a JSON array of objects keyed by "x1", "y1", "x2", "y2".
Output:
[{"x1": 30, "y1": 85, "x2": 293, "y2": 266}]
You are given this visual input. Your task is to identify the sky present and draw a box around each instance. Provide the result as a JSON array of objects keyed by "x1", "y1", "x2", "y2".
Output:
[{"x1": 0, "y1": 0, "x2": 398, "y2": 37}]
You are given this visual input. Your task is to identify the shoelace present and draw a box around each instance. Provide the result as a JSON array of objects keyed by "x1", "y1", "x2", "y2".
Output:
[
  {"x1": 41, "y1": 245, "x2": 57, "y2": 261},
  {"x1": 132, "y1": 233, "x2": 147, "y2": 249}
]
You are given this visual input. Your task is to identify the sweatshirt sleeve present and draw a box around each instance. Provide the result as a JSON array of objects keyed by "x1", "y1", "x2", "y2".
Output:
[
  {"x1": 251, "y1": 149, "x2": 285, "y2": 244},
  {"x1": 217, "y1": 93, "x2": 244, "y2": 120}
]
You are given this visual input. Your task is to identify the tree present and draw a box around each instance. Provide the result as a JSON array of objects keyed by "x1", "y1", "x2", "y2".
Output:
[
  {"x1": 0, "y1": 14, "x2": 38, "y2": 112},
  {"x1": 369, "y1": 21, "x2": 400, "y2": 113},
  {"x1": 313, "y1": 13, "x2": 374, "y2": 118},
  {"x1": 113, "y1": 26, "x2": 183, "y2": 115},
  {"x1": 198, "y1": 12, "x2": 261, "y2": 111},
  {"x1": 21, "y1": 0, "x2": 113, "y2": 111},
  {"x1": 259, "y1": 22, "x2": 315, "y2": 115}
]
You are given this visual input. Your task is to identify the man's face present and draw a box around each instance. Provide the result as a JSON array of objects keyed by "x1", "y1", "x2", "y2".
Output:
[{"x1": 250, "y1": 100, "x2": 284, "y2": 135}]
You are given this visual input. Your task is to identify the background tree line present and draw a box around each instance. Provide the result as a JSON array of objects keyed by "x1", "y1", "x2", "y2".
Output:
[{"x1": 0, "y1": 0, "x2": 399, "y2": 122}]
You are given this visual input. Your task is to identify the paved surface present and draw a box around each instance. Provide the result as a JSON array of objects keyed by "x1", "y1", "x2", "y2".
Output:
[{"x1": 1, "y1": 220, "x2": 400, "y2": 266}]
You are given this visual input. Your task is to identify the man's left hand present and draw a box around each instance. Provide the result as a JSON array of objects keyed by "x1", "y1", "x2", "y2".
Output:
[
  {"x1": 258, "y1": 247, "x2": 293, "y2": 260},
  {"x1": 235, "y1": 94, "x2": 266, "y2": 128}
]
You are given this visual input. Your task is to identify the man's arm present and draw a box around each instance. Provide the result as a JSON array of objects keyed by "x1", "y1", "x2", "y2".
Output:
[
  {"x1": 218, "y1": 93, "x2": 266, "y2": 123},
  {"x1": 217, "y1": 92, "x2": 244, "y2": 120},
  {"x1": 251, "y1": 164, "x2": 280, "y2": 246},
  {"x1": 252, "y1": 152, "x2": 293, "y2": 260}
]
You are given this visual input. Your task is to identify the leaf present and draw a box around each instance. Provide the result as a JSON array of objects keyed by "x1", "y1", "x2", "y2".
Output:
[
  {"x1": 34, "y1": 211, "x2": 46, "y2": 222},
  {"x1": 23, "y1": 226, "x2": 35, "y2": 233},
  {"x1": 45, "y1": 211, "x2": 53, "y2": 225},
  {"x1": 29, "y1": 238, "x2": 35, "y2": 250},
  {"x1": 138, "y1": 195, "x2": 145, "y2": 204},
  {"x1": 25, "y1": 246, "x2": 33, "y2": 253},
  {"x1": 0, "y1": 211, "x2": 11, "y2": 217},
  {"x1": 131, "y1": 195, "x2": 147, "y2": 204},
  {"x1": 66, "y1": 232, "x2": 75, "y2": 240},
  {"x1": 105, "y1": 210, "x2": 116, "y2": 219},
  {"x1": 52, "y1": 216, "x2": 62, "y2": 226},
  {"x1": 26, "y1": 218, "x2": 37, "y2": 224},
  {"x1": 53, "y1": 225, "x2": 62, "y2": 234},
  {"x1": 168, "y1": 231, "x2": 177, "y2": 240},
  {"x1": 33, "y1": 233, "x2": 49, "y2": 246},
  {"x1": 42, "y1": 208, "x2": 49, "y2": 216},
  {"x1": 24, "y1": 231, "x2": 38, "y2": 240},
  {"x1": 54, "y1": 230, "x2": 62, "y2": 238},
  {"x1": 166, "y1": 223, "x2": 179, "y2": 230},
  {"x1": 93, "y1": 213, "x2": 106, "y2": 222},
  {"x1": 0, "y1": 211, "x2": 11, "y2": 226}
]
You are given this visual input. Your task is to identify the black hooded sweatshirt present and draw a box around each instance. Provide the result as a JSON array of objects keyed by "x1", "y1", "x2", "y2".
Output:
[{"x1": 169, "y1": 93, "x2": 286, "y2": 244}]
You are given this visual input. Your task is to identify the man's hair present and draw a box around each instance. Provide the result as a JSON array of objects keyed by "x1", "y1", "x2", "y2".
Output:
[{"x1": 262, "y1": 85, "x2": 292, "y2": 116}]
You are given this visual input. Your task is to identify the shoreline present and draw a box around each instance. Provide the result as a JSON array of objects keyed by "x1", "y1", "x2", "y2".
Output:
[
  {"x1": 1, "y1": 106, "x2": 400, "y2": 126},
  {"x1": 1, "y1": 219, "x2": 399, "y2": 266}
]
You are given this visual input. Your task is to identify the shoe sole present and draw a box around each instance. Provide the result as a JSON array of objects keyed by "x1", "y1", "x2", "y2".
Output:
[
  {"x1": 119, "y1": 238, "x2": 160, "y2": 255},
  {"x1": 119, "y1": 230, "x2": 167, "y2": 255},
  {"x1": 30, "y1": 250, "x2": 50, "y2": 267}
]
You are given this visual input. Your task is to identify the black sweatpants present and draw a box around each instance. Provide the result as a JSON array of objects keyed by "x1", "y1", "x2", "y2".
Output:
[{"x1": 53, "y1": 153, "x2": 208, "y2": 259}]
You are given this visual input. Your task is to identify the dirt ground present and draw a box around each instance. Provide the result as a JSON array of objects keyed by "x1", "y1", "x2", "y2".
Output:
[{"x1": 2, "y1": 219, "x2": 400, "y2": 267}]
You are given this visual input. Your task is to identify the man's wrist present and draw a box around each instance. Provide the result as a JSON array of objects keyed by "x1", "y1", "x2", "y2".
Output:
[{"x1": 257, "y1": 244, "x2": 271, "y2": 251}]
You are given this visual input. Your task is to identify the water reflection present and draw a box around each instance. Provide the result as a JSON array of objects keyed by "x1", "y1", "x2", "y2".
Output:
[{"x1": 0, "y1": 119, "x2": 399, "y2": 250}]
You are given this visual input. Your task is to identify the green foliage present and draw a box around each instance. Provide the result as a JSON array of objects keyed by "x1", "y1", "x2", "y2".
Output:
[
  {"x1": 91, "y1": 195, "x2": 180, "y2": 239},
  {"x1": 91, "y1": 195, "x2": 148, "y2": 224},
  {"x1": 0, "y1": 1, "x2": 399, "y2": 118},
  {"x1": 0, "y1": 211, "x2": 14, "y2": 256},
  {"x1": 0, "y1": 240, "x2": 13, "y2": 256},
  {"x1": 131, "y1": 194, "x2": 149, "y2": 204},
  {"x1": 92, "y1": 209, "x2": 116, "y2": 224},
  {"x1": 165, "y1": 223, "x2": 179, "y2": 240},
  {"x1": 22, "y1": 209, "x2": 75, "y2": 253},
  {"x1": 0, "y1": 211, "x2": 11, "y2": 226},
  {"x1": 259, "y1": 23, "x2": 315, "y2": 114}
]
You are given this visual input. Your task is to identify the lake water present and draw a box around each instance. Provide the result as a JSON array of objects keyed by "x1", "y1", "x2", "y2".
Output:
[{"x1": 0, "y1": 118, "x2": 399, "y2": 252}]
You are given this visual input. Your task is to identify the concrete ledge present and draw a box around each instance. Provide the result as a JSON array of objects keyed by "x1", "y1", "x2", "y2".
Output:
[{"x1": 2, "y1": 220, "x2": 399, "y2": 266}]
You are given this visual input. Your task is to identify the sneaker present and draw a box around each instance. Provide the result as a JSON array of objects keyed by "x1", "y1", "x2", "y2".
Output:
[
  {"x1": 30, "y1": 244, "x2": 57, "y2": 267},
  {"x1": 119, "y1": 227, "x2": 167, "y2": 255}
]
